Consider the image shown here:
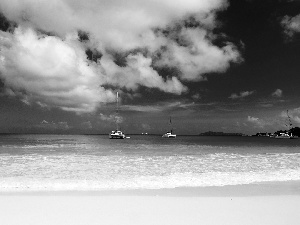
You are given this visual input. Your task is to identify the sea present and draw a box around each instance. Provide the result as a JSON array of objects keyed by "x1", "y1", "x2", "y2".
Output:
[{"x1": 0, "y1": 134, "x2": 300, "y2": 192}]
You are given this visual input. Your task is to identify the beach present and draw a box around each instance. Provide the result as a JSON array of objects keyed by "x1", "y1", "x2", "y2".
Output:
[
  {"x1": 1, "y1": 182, "x2": 300, "y2": 225},
  {"x1": 1, "y1": 0, "x2": 300, "y2": 223},
  {"x1": 1, "y1": 135, "x2": 300, "y2": 225}
]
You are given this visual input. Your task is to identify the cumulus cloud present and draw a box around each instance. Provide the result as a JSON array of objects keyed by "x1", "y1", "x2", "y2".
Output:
[
  {"x1": 247, "y1": 116, "x2": 259, "y2": 123},
  {"x1": 100, "y1": 53, "x2": 187, "y2": 94},
  {"x1": 258, "y1": 103, "x2": 273, "y2": 108},
  {"x1": 247, "y1": 116, "x2": 268, "y2": 128},
  {"x1": 0, "y1": 0, "x2": 241, "y2": 113},
  {"x1": 99, "y1": 113, "x2": 123, "y2": 124},
  {"x1": 156, "y1": 28, "x2": 241, "y2": 81},
  {"x1": 229, "y1": 91, "x2": 254, "y2": 99},
  {"x1": 192, "y1": 93, "x2": 201, "y2": 100},
  {"x1": 36, "y1": 120, "x2": 70, "y2": 130},
  {"x1": 281, "y1": 15, "x2": 300, "y2": 37},
  {"x1": 0, "y1": 0, "x2": 227, "y2": 50},
  {"x1": 123, "y1": 100, "x2": 204, "y2": 112},
  {"x1": 272, "y1": 89, "x2": 283, "y2": 98},
  {"x1": 122, "y1": 105, "x2": 162, "y2": 112},
  {"x1": 0, "y1": 27, "x2": 115, "y2": 113}
]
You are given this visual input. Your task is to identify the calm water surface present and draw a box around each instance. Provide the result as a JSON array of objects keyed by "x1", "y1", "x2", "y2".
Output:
[{"x1": 0, "y1": 134, "x2": 299, "y2": 191}]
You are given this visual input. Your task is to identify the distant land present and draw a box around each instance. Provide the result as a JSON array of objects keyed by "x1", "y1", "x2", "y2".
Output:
[
  {"x1": 2, "y1": 128, "x2": 300, "y2": 137},
  {"x1": 199, "y1": 131, "x2": 245, "y2": 136}
]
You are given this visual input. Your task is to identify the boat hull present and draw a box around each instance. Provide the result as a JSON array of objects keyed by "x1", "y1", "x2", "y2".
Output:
[
  {"x1": 109, "y1": 134, "x2": 126, "y2": 139},
  {"x1": 274, "y1": 135, "x2": 298, "y2": 139},
  {"x1": 162, "y1": 133, "x2": 176, "y2": 138}
]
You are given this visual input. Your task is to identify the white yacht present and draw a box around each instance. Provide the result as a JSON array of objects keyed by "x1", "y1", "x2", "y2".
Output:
[
  {"x1": 109, "y1": 92, "x2": 126, "y2": 139},
  {"x1": 162, "y1": 116, "x2": 176, "y2": 138},
  {"x1": 162, "y1": 131, "x2": 176, "y2": 138},
  {"x1": 274, "y1": 132, "x2": 298, "y2": 139},
  {"x1": 274, "y1": 110, "x2": 298, "y2": 139},
  {"x1": 109, "y1": 130, "x2": 126, "y2": 139}
]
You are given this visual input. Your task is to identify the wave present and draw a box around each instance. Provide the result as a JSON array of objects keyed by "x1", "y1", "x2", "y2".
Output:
[{"x1": 1, "y1": 169, "x2": 300, "y2": 191}]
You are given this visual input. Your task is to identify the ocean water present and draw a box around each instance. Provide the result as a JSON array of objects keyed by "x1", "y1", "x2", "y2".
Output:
[{"x1": 0, "y1": 134, "x2": 300, "y2": 191}]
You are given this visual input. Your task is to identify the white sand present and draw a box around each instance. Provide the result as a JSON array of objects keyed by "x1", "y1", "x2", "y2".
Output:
[{"x1": 1, "y1": 183, "x2": 300, "y2": 225}]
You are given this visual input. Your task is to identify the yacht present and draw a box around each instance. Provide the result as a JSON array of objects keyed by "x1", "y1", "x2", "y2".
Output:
[
  {"x1": 274, "y1": 110, "x2": 298, "y2": 139},
  {"x1": 162, "y1": 116, "x2": 176, "y2": 138},
  {"x1": 109, "y1": 92, "x2": 126, "y2": 139},
  {"x1": 274, "y1": 132, "x2": 298, "y2": 139},
  {"x1": 162, "y1": 131, "x2": 176, "y2": 138},
  {"x1": 109, "y1": 130, "x2": 126, "y2": 139}
]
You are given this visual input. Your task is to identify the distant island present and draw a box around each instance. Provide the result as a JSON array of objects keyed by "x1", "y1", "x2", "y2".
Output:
[{"x1": 199, "y1": 131, "x2": 245, "y2": 136}]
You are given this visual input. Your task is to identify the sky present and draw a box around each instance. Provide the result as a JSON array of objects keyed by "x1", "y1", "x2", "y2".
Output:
[{"x1": 0, "y1": 0, "x2": 300, "y2": 135}]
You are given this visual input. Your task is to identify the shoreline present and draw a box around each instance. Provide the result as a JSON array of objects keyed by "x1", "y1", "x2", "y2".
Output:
[{"x1": 1, "y1": 180, "x2": 300, "y2": 196}]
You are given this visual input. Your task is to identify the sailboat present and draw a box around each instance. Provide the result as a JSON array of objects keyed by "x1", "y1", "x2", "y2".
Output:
[
  {"x1": 109, "y1": 92, "x2": 126, "y2": 139},
  {"x1": 162, "y1": 116, "x2": 176, "y2": 138},
  {"x1": 275, "y1": 110, "x2": 298, "y2": 139}
]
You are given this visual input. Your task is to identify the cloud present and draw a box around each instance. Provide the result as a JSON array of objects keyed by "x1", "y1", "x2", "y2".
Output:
[
  {"x1": 0, "y1": 0, "x2": 241, "y2": 113},
  {"x1": 272, "y1": 89, "x2": 283, "y2": 98},
  {"x1": 247, "y1": 116, "x2": 259, "y2": 122},
  {"x1": 123, "y1": 100, "x2": 213, "y2": 112},
  {"x1": 247, "y1": 116, "x2": 267, "y2": 128},
  {"x1": 247, "y1": 114, "x2": 283, "y2": 129},
  {"x1": 36, "y1": 120, "x2": 70, "y2": 130},
  {"x1": 0, "y1": 0, "x2": 228, "y2": 50},
  {"x1": 101, "y1": 53, "x2": 187, "y2": 94},
  {"x1": 258, "y1": 103, "x2": 273, "y2": 108},
  {"x1": 155, "y1": 27, "x2": 242, "y2": 81},
  {"x1": 99, "y1": 113, "x2": 123, "y2": 124},
  {"x1": 0, "y1": 27, "x2": 115, "y2": 113},
  {"x1": 122, "y1": 105, "x2": 162, "y2": 112},
  {"x1": 281, "y1": 15, "x2": 300, "y2": 37},
  {"x1": 229, "y1": 91, "x2": 254, "y2": 99},
  {"x1": 192, "y1": 93, "x2": 201, "y2": 100}
]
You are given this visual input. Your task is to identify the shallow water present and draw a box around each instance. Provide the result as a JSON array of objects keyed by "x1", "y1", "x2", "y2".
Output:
[{"x1": 0, "y1": 134, "x2": 299, "y2": 191}]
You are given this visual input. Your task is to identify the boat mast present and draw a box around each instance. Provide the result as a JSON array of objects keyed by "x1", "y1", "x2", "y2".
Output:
[
  {"x1": 116, "y1": 92, "x2": 119, "y2": 131},
  {"x1": 287, "y1": 110, "x2": 292, "y2": 131},
  {"x1": 170, "y1": 116, "x2": 172, "y2": 134}
]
